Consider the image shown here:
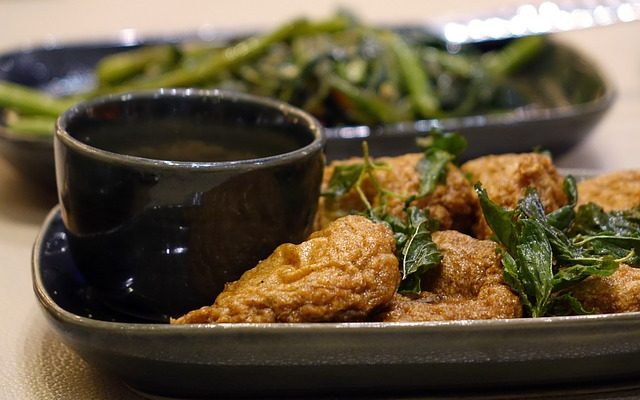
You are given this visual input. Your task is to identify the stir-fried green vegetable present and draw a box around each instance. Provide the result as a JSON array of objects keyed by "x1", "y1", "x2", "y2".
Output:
[
  {"x1": 0, "y1": 13, "x2": 547, "y2": 136},
  {"x1": 0, "y1": 81, "x2": 75, "y2": 117}
]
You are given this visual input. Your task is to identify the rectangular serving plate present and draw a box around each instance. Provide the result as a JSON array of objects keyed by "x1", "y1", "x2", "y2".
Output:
[{"x1": 33, "y1": 204, "x2": 640, "y2": 398}]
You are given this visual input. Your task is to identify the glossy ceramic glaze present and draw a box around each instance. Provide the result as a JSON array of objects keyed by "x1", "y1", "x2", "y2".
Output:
[
  {"x1": 54, "y1": 89, "x2": 325, "y2": 321},
  {"x1": 0, "y1": 32, "x2": 614, "y2": 189},
  {"x1": 33, "y1": 206, "x2": 640, "y2": 399}
]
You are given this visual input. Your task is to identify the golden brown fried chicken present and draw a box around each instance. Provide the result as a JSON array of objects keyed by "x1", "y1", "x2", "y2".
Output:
[
  {"x1": 571, "y1": 265, "x2": 640, "y2": 313},
  {"x1": 577, "y1": 170, "x2": 640, "y2": 211},
  {"x1": 172, "y1": 215, "x2": 399, "y2": 324},
  {"x1": 461, "y1": 153, "x2": 567, "y2": 239},
  {"x1": 315, "y1": 153, "x2": 477, "y2": 233},
  {"x1": 375, "y1": 230, "x2": 522, "y2": 322}
]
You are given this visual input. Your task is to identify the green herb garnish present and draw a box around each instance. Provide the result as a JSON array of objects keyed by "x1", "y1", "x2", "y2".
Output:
[
  {"x1": 396, "y1": 207, "x2": 442, "y2": 293},
  {"x1": 570, "y1": 205, "x2": 640, "y2": 266},
  {"x1": 476, "y1": 178, "x2": 636, "y2": 317},
  {"x1": 322, "y1": 141, "x2": 395, "y2": 214},
  {"x1": 416, "y1": 130, "x2": 467, "y2": 197},
  {"x1": 322, "y1": 131, "x2": 467, "y2": 293}
]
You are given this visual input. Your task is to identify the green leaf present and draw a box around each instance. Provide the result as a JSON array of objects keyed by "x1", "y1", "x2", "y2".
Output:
[
  {"x1": 551, "y1": 256, "x2": 619, "y2": 291},
  {"x1": 518, "y1": 187, "x2": 548, "y2": 220},
  {"x1": 398, "y1": 274, "x2": 422, "y2": 294},
  {"x1": 401, "y1": 209, "x2": 440, "y2": 278},
  {"x1": 475, "y1": 183, "x2": 517, "y2": 253},
  {"x1": 518, "y1": 187, "x2": 583, "y2": 264},
  {"x1": 477, "y1": 184, "x2": 554, "y2": 316},
  {"x1": 415, "y1": 131, "x2": 467, "y2": 197},
  {"x1": 370, "y1": 207, "x2": 442, "y2": 295},
  {"x1": 475, "y1": 175, "x2": 635, "y2": 318},
  {"x1": 547, "y1": 176, "x2": 577, "y2": 230},
  {"x1": 549, "y1": 293, "x2": 591, "y2": 316},
  {"x1": 575, "y1": 236, "x2": 640, "y2": 266},
  {"x1": 416, "y1": 149, "x2": 452, "y2": 197},
  {"x1": 477, "y1": 184, "x2": 557, "y2": 317},
  {"x1": 405, "y1": 206, "x2": 425, "y2": 227},
  {"x1": 429, "y1": 130, "x2": 468, "y2": 157},
  {"x1": 322, "y1": 163, "x2": 364, "y2": 197},
  {"x1": 515, "y1": 219, "x2": 554, "y2": 318},
  {"x1": 369, "y1": 210, "x2": 409, "y2": 248},
  {"x1": 502, "y1": 250, "x2": 534, "y2": 312},
  {"x1": 571, "y1": 204, "x2": 640, "y2": 266},
  {"x1": 398, "y1": 207, "x2": 441, "y2": 294},
  {"x1": 572, "y1": 204, "x2": 640, "y2": 237}
]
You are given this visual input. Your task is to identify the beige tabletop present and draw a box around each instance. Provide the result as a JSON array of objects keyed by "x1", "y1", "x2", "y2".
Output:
[{"x1": 1, "y1": 1, "x2": 639, "y2": 399}]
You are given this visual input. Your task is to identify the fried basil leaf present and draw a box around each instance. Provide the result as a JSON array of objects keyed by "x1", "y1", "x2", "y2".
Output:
[
  {"x1": 518, "y1": 187, "x2": 583, "y2": 264},
  {"x1": 397, "y1": 207, "x2": 441, "y2": 293},
  {"x1": 572, "y1": 204, "x2": 640, "y2": 237},
  {"x1": 425, "y1": 130, "x2": 468, "y2": 156},
  {"x1": 416, "y1": 131, "x2": 467, "y2": 197},
  {"x1": 322, "y1": 163, "x2": 364, "y2": 197},
  {"x1": 475, "y1": 184, "x2": 517, "y2": 252},
  {"x1": 479, "y1": 188, "x2": 555, "y2": 317},
  {"x1": 549, "y1": 293, "x2": 592, "y2": 316},
  {"x1": 514, "y1": 219, "x2": 554, "y2": 317},
  {"x1": 416, "y1": 150, "x2": 452, "y2": 197},
  {"x1": 502, "y1": 251, "x2": 533, "y2": 312},
  {"x1": 551, "y1": 257, "x2": 619, "y2": 291},
  {"x1": 571, "y1": 204, "x2": 640, "y2": 266},
  {"x1": 476, "y1": 183, "x2": 626, "y2": 318},
  {"x1": 546, "y1": 176, "x2": 577, "y2": 230}
]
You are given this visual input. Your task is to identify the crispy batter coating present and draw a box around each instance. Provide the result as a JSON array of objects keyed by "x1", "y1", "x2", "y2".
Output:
[
  {"x1": 577, "y1": 170, "x2": 640, "y2": 211},
  {"x1": 172, "y1": 215, "x2": 399, "y2": 324},
  {"x1": 315, "y1": 153, "x2": 477, "y2": 233},
  {"x1": 461, "y1": 153, "x2": 567, "y2": 239},
  {"x1": 375, "y1": 230, "x2": 522, "y2": 322},
  {"x1": 572, "y1": 265, "x2": 640, "y2": 314}
]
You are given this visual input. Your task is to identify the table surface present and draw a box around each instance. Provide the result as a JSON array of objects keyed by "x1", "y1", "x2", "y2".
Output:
[{"x1": 1, "y1": 1, "x2": 639, "y2": 399}]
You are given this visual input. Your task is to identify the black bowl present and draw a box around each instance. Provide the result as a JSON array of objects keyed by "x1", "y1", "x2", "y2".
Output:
[
  {"x1": 54, "y1": 89, "x2": 325, "y2": 322},
  {"x1": 0, "y1": 31, "x2": 614, "y2": 189}
]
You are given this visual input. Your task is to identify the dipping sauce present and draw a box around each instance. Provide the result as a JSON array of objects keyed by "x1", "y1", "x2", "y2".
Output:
[{"x1": 75, "y1": 120, "x2": 312, "y2": 162}]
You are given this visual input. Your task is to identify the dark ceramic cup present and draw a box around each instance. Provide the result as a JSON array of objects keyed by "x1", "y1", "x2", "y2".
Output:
[{"x1": 54, "y1": 89, "x2": 325, "y2": 322}]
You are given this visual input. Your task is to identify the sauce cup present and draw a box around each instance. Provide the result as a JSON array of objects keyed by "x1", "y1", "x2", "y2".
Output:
[{"x1": 54, "y1": 89, "x2": 325, "y2": 322}]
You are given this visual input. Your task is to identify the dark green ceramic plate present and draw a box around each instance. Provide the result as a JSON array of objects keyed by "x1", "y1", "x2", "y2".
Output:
[
  {"x1": 33, "y1": 200, "x2": 640, "y2": 399},
  {"x1": 0, "y1": 32, "x2": 614, "y2": 190}
]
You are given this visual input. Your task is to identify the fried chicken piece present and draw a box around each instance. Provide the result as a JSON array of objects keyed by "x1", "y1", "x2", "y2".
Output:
[
  {"x1": 571, "y1": 264, "x2": 640, "y2": 313},
  {"x1": 172, "y1": 215, "x2": 399, "y2": 324},
  {"x1": 315, "y1": 153, "x2": 477, "y2": 233},
  {"x1": 577, "y1": 170, "x2": 640, "y2": 211},
  {"x1": 375, "y1": 230, "x2": 522, "y2": 322},
  {"x1": 461, "y1": 153, "x2": 567, "y2": 239}
]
